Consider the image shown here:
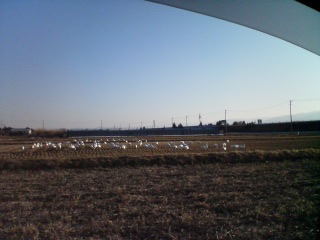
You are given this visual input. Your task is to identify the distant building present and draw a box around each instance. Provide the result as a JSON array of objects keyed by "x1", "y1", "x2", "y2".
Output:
[
  {"x1": 257, "y1": 119, "x2": 262, "y2": 124},
  {"x1": 11, "y1": 127, "x2": 33, "y2": 136}
]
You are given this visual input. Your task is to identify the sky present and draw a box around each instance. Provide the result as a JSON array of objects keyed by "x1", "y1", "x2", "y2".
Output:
[{"x1": 1, "y1": 0, "x2": 319, "y2": 130}]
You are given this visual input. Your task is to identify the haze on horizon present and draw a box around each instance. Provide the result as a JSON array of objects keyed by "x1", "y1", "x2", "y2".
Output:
[{"x1": 1, "y1": 1, "x2": 319, "y2": 130}]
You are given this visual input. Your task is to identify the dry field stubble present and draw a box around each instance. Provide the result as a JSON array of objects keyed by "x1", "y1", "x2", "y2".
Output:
[{"x1": 0, "y1": 135, "x2": 320, "y2": 239}]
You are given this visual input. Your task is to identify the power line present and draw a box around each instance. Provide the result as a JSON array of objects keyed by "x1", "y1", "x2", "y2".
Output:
[
  {"x1": 228, "y1": 101, "x2": 288, "y2": 113},
  {"x1": 4, "y1": 99, "x2": 318, "y2": 129},
  {"x1": 292, "y1": 98, "x2": 320, "y2": 102}
]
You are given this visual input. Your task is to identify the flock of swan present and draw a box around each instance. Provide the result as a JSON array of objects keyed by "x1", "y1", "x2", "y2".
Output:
[{"x1": 21, "y1": 138, "x2": 245, "y2": 152}]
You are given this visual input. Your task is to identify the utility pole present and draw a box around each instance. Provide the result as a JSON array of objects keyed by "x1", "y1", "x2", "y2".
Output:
[
  {"x1": 225, "y1": 110, "x2": 227, "y2": 135},
  {"x1": 199, "y1": 114, "x2": 202, "y2": 125},
  {"x1": 101, "y1": 120, "x2": 102, "y2": 130},
  {"x1": 290, "y1": 100, "x2": 293, "y2": 133},
  {"x1": 186, "y1": 116, "x2": 188, "y2": 127},
  {"x1": 153, "y1": 120, "x2": 155, "y2": 129}
]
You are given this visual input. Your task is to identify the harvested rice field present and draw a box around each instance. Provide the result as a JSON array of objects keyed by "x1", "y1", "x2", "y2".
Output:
[{"x1": 0, "y1": 134, "x2": 319, "y2": 239}]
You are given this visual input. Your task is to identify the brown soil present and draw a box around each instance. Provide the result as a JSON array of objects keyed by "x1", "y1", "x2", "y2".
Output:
[{"x1": 0, "y1": 134, "x2": 319, "y2": 239}]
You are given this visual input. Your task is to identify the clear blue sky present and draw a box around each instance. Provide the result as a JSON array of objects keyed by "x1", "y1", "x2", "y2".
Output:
[{"x1": 1, "y1": 0, "x2": 319, "y2": 129}]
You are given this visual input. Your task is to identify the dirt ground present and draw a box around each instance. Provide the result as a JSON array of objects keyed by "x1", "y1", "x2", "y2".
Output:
[{"x1": 0, "y1": 134, "x2": 319, "y2": 239}]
